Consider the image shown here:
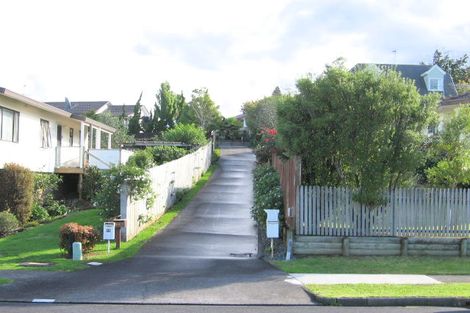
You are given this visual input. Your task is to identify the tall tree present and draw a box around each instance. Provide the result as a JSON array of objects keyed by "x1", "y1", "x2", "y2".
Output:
[
  {"x1": 150, "y1": 82, "x2": 185, "y2": 136},
  {"x1": 432, "y1": 50, "x2": 470, "y2": 85},
  {"x1": 272, "y1": 86, "x2": 282, "y2": 96},
  {"x1": 277, "y1": 64, "x2": 439, "y2": 205},
  {"x1": 128, "y1": 92, "x2": 143, "y2": 136},
  {"x1": 181, "y1": 88, "x2": 222, "y2": 132}
]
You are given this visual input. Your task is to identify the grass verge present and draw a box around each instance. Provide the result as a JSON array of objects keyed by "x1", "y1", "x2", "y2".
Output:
[
  {"x1": 273, "y1": 256, "x2": 470, "y2": 275},
  {"x1": 307, "y1": 283, "x2": 470, "y2": 298},
  {"x1": 0, "y1": 164, "x2": 218, "y2": 272}
]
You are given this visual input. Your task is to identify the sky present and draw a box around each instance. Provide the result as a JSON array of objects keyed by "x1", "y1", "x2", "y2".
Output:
[{"x1": 0, "y1": 0, "x2": 469, "y2": 117}]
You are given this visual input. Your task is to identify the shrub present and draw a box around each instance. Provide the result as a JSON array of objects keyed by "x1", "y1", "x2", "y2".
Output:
[
  {"x1": 0, "y1": 211, "x2": 19, "y2": 235},
  {"x1": 127, "y1": 149, "x2": 155, "y2": 169},
  {"x1": 59, "y1": 222, "x2": 99, "y2": 258},
  {"x1": 0, "y1": 163, "x2": 34, "y2": 224},
  {"x1": 255, "y1": 128, "x2": 278, "y2": 163},
  {"x1": 33, "y1": 173, "x2": 61, "y2": 207},
  {"x1": 82, "y1": 166, "x2": 105, "y2": 202},
  {"x1": 251, "y1": 164, "x2": 283, "y2": 228},
  {"x1": 162, "y1": 124, "x2": 208, "y2": 146},
  {"x1": 150, "y1": 146, "x2": 188, "y2": 165},
  {"x1": 31, "y1": 204, "x2": 50, "y2": 222},
  {"x1": 47, "y1": 201, "x2": 68, "y2": 217},
  {"x1": 93, "y1": 164, "x2": 153, "y2": 218}
]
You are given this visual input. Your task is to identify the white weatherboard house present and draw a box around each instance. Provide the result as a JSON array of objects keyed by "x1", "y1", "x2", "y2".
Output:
[{"x1": 0, "y1": 87, "x2": 123, "y2": 174}]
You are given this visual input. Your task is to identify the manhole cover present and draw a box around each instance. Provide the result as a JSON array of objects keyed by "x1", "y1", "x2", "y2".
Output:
[
  {"x1": 19, "y1": 262, "x2": 54, "y2": 267},
  {"x1": 230, "y1": 253, "x2": 253, "y2": 258}
]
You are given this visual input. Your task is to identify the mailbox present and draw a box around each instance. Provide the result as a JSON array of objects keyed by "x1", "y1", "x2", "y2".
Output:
[
  {"x1": 265, "y1": 209, "x2": 279, "y2": 239},
  {"x1": 103, "y1": 222, "x2": 115, "y2": 240}
]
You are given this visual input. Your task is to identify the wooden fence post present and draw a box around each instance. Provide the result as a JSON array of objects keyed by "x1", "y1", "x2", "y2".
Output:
[
  {"x1": 342, "y1": 237, "x2": 350, "y2": 256},
  {"x1": 460, "y1": 238, "x2": 468, "y2": 257},
  {"x1": 400, "y1": 237, "x2": 408, "y2": 256}
]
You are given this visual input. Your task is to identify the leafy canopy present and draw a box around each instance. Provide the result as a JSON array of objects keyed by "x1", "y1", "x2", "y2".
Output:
[{"x1": 277, "y1": 64, "x2": 439, "y2": 205}]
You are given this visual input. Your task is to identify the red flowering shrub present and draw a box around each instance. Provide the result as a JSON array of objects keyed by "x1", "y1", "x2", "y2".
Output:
[
  {"x1": 255, "y1": 128, "x2": 278, "y2": 163},
  {"x1": 59, "y1": 223, "x2": 99, "y2": 258}
]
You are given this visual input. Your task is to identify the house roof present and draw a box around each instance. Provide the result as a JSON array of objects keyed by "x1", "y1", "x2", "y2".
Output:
[
  {"x1": 46, "y1": 101, "x2": 110, "y2": 115},
  {"x1": 352, "y1": 63, "x2": 458, "y2": 98},
  {"x1": 104, "y1": 104, "x2": 150, "y2": 117},
  {"x1": 0, "y1": 88, "x2": 115, "y2": 133}
]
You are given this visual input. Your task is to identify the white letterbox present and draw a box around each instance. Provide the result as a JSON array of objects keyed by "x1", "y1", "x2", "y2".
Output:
[
  {"x1": 103, "y1": 222, "x2": 115, "y2": 240},
  {"x1": 265, "y1": 209, "x2": 279, "y2": 239}
]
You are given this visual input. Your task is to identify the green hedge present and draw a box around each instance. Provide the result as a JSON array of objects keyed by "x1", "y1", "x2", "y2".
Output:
[{"x1": 252, "y1": 164, "x2": 283, "y2": 228}]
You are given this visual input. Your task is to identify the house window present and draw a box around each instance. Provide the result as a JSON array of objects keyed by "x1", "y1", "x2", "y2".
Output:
[
  {"x1": 0, "y1": 106, "x2": 19, "y2": 143},
  {"x1": 40, "y1": 119, "x2": 51, "y2": 148},
  {"x1": 69, "y1": 128, "x2": 74, "y2": 146},
  {"x1": 429, "y1": 78, "x2": 440, "y2": 91}
]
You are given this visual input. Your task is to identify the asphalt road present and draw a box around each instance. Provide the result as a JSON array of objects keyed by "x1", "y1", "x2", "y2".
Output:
[
  {"x1": 0, "y1": 303, "x2": 468, "y2": 313},
  {"x1": 0, "y1": 145, "x2": 312, "y2": 305}
]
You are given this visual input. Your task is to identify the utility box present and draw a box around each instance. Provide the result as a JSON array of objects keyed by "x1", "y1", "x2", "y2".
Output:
[{"x1": 265, "y1": 209, "x2": 280, "y2": 238}]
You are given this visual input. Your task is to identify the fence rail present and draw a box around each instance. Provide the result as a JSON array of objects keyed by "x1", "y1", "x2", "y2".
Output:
[{"x1": 297, "y1": 186, "x2": 470, "y2": 237}]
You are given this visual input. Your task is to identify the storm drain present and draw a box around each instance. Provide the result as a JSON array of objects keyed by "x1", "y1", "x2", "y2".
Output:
[{"x1": 230, "y1": 252, "x2": 254, "y2": 258}]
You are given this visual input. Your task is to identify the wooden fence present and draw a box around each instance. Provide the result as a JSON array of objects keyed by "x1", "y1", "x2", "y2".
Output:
[
  {"x1": 297, "y1": 186, "x2": 470, "y2": 237},
  {"x1": 271, "y1": 154, "x2": 301, "y2": 229}
]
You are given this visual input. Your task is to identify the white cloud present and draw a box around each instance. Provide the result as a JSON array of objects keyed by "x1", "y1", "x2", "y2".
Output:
[{"x1": 0, "y1": 0, "x2": 469, "y2": 117}]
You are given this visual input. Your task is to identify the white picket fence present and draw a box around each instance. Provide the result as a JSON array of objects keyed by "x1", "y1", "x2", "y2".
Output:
[
  {"x1": 120, "y1": 143, "x2": 212, "y2": 241},
  {"x1": 297, "y1": 186, "x2": 470, "y2": 237}
]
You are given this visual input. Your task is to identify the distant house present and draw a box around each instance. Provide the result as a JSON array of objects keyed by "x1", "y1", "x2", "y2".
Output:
[
  {"x1": 0, "y1": 88, "x2": 116, "y2": 174},
  {"x1": 352, "y1": 63, "x2": 458, "y2": 98},
  {"x1": 352, "y1": 63, "x2": 468, "y2": 134},
  {"x1": 46, "y1": 100, "x2": 149, "y2": 121}
]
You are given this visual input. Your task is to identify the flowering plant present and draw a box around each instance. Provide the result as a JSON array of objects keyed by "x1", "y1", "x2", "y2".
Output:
[{"x1": 255, "y1": 128, "x2": 277, "y2": 163}]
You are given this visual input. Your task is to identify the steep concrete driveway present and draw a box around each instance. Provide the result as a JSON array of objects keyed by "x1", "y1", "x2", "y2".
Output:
[{"x1": 0, "y1": 145, "x2": 312, "y2": 305}]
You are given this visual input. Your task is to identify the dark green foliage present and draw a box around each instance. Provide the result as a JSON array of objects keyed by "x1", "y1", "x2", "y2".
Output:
[
  {"x1": 93, "y1": 164, "x2": 153, "y2": 218},
  {"x1": 31, "y1": 204, "x2": 50, "y2": 222},
  {"x1": 149, "y1": 146, "x2": 188, "y2": 165},
  {"x1": 0, "y1": 211, "x2": 19, "y2": 235},
  {"x1": 162, "y1": 123, "x2": 208, "y2": 146},
  {"x1": 82, "y1": 166, "x2": 106, "y2": 202},
  {"x1": 218, "y1": 117, "x2": 242, "y2": 140},
  {"x1": 252, "y1": 164, "x2": 283, "y2": 228},
  {"x1": 433, "y1": 49, "x2": 470, "y2": 84},
  {"x1": 242, "y1": 96, "x2": 281, "y2": 143},
  {"x1": 59, "y1": 222, "x2": 99, "y2": 258},
  {"x1": 277, "y1": 65, "x2": 439, "y2": 206},
  {"x1": 128, "y1": 92, "x2": 143, "y2": 136},
  {"x1": 425, "y1": 107, "x2": 470, "y2": 187},
  {"x1": 32, "y1": 173, "x2": 68, "y2": 219},
  {"x1": 148, "y1": 82, "x2": 185, "y2": 136},
  {"x1": 179, "y1": 88, "x2": 222, "y2": 133},
  {"x1": 0, "y1": 163, "x2": 34, "y2": 224}
]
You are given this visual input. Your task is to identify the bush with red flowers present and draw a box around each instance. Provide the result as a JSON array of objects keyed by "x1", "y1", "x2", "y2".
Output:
[{"x1": 255, "y1": 128, "x2": 278, "y2": 163}]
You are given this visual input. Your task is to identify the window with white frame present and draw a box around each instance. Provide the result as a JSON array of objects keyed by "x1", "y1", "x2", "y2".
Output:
[
  {"x1": 429, "y1": 78, "x2": 441, "y2": 91},
  {"x1": 0, "y1": 106, "x2": 19, "y2": 143},
  {"x1": 40, "y1": 119, "x2": 51, "y2": 148}
]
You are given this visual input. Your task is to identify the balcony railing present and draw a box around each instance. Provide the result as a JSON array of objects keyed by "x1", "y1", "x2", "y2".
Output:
[{"x1": 55, "y1": 146, "x2": 84, "y2": 168}]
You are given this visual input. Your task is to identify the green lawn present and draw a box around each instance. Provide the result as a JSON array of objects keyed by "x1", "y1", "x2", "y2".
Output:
[
  {"x1": 0, "y1": 164, "x2": 217, "y2": 272},
  {"x1": 307, "y1": 283, "x2": 470, "y2": 298},
  {"x1": 273, "y1": 256, "x2": 470, "y2": 275}
]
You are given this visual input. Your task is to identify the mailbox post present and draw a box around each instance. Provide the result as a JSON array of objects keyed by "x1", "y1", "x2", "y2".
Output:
[
  {"x1": 103, "y1": 222, "x2": 115, "y2": 254},
  {"x1": 265, "y1": 209, "x2": 279, "y2": 258}
]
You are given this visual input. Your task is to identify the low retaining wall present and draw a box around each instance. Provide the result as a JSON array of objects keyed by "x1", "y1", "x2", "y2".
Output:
[
  {"x1": 294, "y1": 236, "x2": 470, "y2": 257},
  {"x1": 120, "y1": 143, "x2": 212, "y2": 241}
]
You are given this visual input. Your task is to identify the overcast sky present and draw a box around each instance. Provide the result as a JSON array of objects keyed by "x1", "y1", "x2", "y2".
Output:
[{"x1": 1, "y1": 0, "x2": 469, "y2": 117}]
